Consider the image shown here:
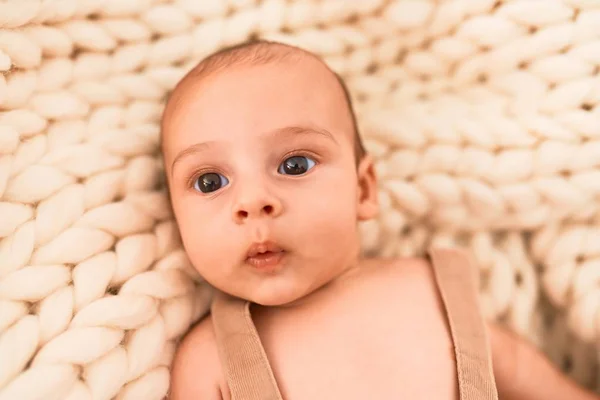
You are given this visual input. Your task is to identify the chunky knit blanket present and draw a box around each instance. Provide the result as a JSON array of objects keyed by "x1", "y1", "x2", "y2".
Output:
[{"x1": 0, "y1": 1, "x2": 599, "y2": 399}]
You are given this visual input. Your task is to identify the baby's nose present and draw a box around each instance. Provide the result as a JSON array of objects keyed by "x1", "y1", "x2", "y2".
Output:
[{"x1": 232, "y1": 191, "x2": 282, "y2": 223}]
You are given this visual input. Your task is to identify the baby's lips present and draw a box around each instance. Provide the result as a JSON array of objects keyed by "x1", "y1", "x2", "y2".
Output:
[{"x1": 246, "y1": 240, "x2": 284, "y2": 258}]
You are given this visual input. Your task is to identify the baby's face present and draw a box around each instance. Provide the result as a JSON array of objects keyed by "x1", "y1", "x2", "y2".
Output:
[{"x1": 162, "y1": 56, "x2": 377, "y2": 306}]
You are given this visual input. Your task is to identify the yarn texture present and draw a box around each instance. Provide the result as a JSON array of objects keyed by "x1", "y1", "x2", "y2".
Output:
[{"x1": 0, "y1": 0, "x2": 599, "y2": 399}]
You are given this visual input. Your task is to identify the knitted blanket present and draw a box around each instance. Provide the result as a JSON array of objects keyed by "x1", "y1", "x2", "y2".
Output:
[{"x1": 0, "y1": 1, "x2": 598, "y2": 398}]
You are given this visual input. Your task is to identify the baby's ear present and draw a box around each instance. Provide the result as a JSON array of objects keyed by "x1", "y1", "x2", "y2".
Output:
[{"x1": 356, "y1": 154, "x2": 379, "y2": 221}]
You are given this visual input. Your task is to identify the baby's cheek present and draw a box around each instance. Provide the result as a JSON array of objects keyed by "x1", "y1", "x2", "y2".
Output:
[
  {"x1": 177, "y1": 207, "x2": 233, "y2": 272},
  {"x1": 298, "y1": 190, "x2": 358, "y2": 250}
]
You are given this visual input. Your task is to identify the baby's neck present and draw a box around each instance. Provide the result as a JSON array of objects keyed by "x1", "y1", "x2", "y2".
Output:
[{"x1": 263, "y1": 258, "x2": 364, "y2": 310}]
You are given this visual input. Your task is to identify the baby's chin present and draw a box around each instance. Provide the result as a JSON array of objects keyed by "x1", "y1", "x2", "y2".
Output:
[
  {"x1": 217, "y1": 277, "x2": 315, "y2": 307},
  {"x1": 249, "y1": 291, "x2": 306, "y2": 307},
  {"x1": 246, "y1": 284, "x2": 311, "y2": 307}
]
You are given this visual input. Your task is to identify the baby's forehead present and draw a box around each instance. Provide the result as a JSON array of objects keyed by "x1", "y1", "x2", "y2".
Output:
[
  {"x1": 177, "y1": 53, "x2": 341, "y2": 102},
  {"x1": 161, "y1": 55, "x2": 351, "y2": 148}
]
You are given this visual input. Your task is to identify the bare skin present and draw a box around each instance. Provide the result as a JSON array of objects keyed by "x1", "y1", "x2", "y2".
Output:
[
  {"x1": 172, "y1": 257, "x2": 457, "y2": 399},
  {"x1": 170, "y1": 257, "x2": 599, "y2": 400},
  {"x1": 162, "y1": 47, "x2": 599, "y2": 400}
]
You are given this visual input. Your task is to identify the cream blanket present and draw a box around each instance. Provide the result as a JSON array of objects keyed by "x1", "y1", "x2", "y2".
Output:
[{"x1": 0, "y1": 0, "x2": 599, "y2": 399}]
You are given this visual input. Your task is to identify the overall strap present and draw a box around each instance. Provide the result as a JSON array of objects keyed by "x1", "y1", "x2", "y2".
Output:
[
  {"x1": 428, "y1": 246, "x2": 499, "y2": 400},
  {"x1": 211, "y1": 291, "x2": 284, "y2": 400}
]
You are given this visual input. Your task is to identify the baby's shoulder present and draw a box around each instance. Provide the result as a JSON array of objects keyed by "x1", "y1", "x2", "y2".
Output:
[
  {"x1": 169, "y1": 313, "x2": 226, "y2": 399},
  {"x1": 328, "y1": 256, "x2": 451, "y2": 336}
]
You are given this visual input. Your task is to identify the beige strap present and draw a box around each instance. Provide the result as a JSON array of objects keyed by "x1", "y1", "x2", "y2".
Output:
[
  {"x1": 211, "y1": 290, "x2": 284, "y2": 400},
  {"x1": 428, "y1": 246, "x2": 499, "y2": 400}
]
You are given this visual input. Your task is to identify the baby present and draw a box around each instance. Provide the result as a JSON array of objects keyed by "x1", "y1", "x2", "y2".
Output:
[{"x1": 160, "y1": 40, "x2": 598, "y2": 399}]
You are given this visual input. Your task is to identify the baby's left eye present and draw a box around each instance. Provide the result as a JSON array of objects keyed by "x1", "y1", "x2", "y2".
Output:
[{"x1": 278, "y1": 156, "x2": 316, "y2": 175}]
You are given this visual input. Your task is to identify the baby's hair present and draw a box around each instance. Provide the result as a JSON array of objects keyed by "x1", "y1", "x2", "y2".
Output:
[{"x1": 163, "y1": 39, "x2": 366, "y2": 164}]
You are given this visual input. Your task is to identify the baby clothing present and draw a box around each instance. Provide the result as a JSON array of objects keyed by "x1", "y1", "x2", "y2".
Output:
[{"x1": 210, "y1": 247, "x2": 499, "y2": 399}]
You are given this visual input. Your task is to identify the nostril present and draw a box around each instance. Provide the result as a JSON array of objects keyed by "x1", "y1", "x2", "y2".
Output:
[{"x1": 235, "y1": 204, "x2": 276, "y2": 221}]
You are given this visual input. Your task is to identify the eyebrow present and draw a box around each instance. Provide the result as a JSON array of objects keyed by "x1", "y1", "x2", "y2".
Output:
[{"x1": 170, "y1": 125, "x2": 338, "y2": 174}]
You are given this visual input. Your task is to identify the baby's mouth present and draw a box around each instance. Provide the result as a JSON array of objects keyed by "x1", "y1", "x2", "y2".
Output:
[{"x1": 245, "y1": 241, "x2": 286, "y2": 270}]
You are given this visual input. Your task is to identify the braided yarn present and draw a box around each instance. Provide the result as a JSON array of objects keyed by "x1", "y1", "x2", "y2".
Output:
[{"x1": 0, "y1": 0, "x2": 599, "y2": 398}]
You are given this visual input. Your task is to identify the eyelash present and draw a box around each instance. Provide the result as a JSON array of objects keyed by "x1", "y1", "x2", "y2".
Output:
[{"x1": 185, "y1": 150, "x2": 321, "y2": 190}]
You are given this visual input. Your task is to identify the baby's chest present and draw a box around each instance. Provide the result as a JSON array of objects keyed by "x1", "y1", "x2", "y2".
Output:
[
  {"x1": 276, "y1": 334, "x2": 457, "y2": 399},
  {"x1": 252, "y1": 295, "x2": 458, "y2": 399}
]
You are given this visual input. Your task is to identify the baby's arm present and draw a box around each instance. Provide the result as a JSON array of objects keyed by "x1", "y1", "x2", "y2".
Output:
[
  {"x1": 169, "y1": 315, "x2": 223, "y2": 400},
  {"x1": 487, "y1": 321, "x2": 599, "y2": 400}
]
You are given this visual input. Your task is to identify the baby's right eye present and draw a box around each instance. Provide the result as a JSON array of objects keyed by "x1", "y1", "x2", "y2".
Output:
[{"x1": 193, "y1": 172, "x2": 229, "y2": 193}]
